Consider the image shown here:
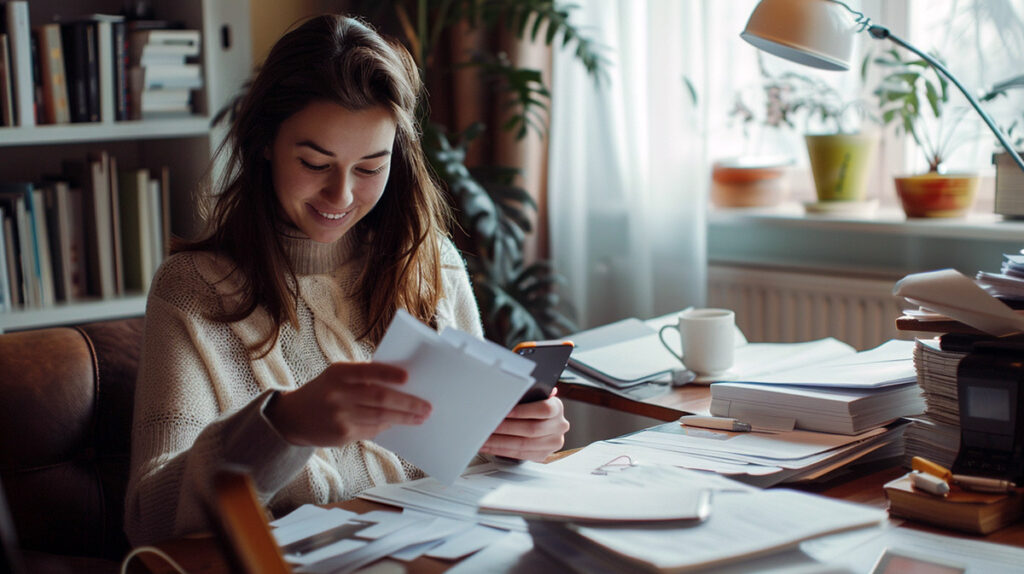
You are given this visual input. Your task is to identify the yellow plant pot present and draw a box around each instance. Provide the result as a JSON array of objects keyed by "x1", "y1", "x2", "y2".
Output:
[
  {"x1": 805, "y1": 133, "x2": 878, "y2": 202},
  {"x1": 893, "y1": 172, "x2": 979, "y2": 218}
]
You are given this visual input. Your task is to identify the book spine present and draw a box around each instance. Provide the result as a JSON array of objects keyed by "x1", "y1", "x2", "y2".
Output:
[
  {"x1": 95, "y1": 19, "x2": 114, "y2": 123},
  {"x1": 84, "y1": 22, "x2": 99, "y2": 122},
  {"x1": 0, "y1": 206, "x2": 9, "y2": 311},
  {"x1": 0, "y1": 33, "x2": 13, "y2": 126},
  {"x1": 112, "y1": 20, "x2": 128, "y2": 121},
  {"x1": 31, "y1": 188, "x2": 54, "y2": 305},
  {"x1": 60, "y1": 22, "x2": 90, "y2": 123},
  {"x1": 5, "y1": 1, "x2": 34, "y2": 127},
  {"x1": 28, "y1": 26, "x2": 43, "y2": 124},
  {"x1": 36, "y1": 24, "x2": 70, "y2": 124},
  {"x1": 2, "y1": 212, "x2": 20, "y2": 306}
]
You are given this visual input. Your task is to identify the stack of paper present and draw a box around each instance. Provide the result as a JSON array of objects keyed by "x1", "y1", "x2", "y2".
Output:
[
  {"x1": 371, "y1": 310, "x2": 535, "y2": 484},
  {"x1": 903, "y1": 338, "x2": 967, "y2": 468},
  {"x1": 529, "y1": 490, "x2": 887, "y2": 574},
  {"x1": 976, "y1": 253, "x2": 1024, "y2": 301},
  {"x1": 598, "y1": 420, "x2": 906, "y2": 488},
  {"x1": 709, "y1": 340, "x2": 924, "y2": 435}
]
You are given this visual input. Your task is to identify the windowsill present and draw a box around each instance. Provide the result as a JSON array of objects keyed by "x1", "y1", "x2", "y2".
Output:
[
  {"x1": 707, "y1": 203, "x2": 1024, "y2": 278},
  {"x1": 709, "y1": 203, "x2": 1024, "y2": 240}
]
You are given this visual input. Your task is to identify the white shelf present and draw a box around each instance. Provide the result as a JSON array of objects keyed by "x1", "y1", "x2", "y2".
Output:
[
  {"x1": 0, "y1": 296, "x2": 147, "y2": 333},
  {"x1": 0, "y1": 117, "x2": 213, "y2": 146}
]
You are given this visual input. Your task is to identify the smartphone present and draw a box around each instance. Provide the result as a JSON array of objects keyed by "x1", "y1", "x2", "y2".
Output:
[{"x1": 513, "y1": 340, "x2": 575, "y2": 404}]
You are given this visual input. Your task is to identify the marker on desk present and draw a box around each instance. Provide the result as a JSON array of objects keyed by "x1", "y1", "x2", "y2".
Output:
[{"x1": 679, "y1": 415, "x2": 752, "y2": 432}]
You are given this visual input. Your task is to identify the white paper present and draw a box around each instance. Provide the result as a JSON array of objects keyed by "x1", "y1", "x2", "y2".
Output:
[
  {"x1": 426, "y1": 524, "x2": 510, "y2": 560},
  {"x1": 479, "y1": 483, "x2": 711, "y2": 522},
  {"x1": 372, "y1": 310, "x2": 534, "y2": 484},
  {"x1": 565, "y1": 490, "x2": 886, "y2": 573},
  {"x1": 270, "y1": 504, "x2": 327, "y2": 528},
  {"x1": 730, "y1": 340, "x2": 916, "y2": 388},
  {"x1": 272, "y1": 508, "x2": 357, "y2": 546},
  {"x1": 894, "y1": 268, "x2": 1024, "y2": 336}
]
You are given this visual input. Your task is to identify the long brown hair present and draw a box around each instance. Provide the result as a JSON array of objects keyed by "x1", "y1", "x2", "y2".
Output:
[{"x1": 181, "y1": 15, "x2": 450, "y2": 356}]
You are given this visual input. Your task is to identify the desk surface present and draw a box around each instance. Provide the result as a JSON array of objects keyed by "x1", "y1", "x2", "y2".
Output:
[{"x1": 144, "y1": 382, "x2": 1024, "y2": 573}]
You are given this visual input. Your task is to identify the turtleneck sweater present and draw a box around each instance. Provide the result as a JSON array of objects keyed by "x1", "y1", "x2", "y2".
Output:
[{"x1": 124, "y1": 231, "x2": 483, "y2": 546}]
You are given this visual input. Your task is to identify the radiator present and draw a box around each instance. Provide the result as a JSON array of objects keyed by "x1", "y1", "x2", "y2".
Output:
[{"x1": 708, "y1": 265, "x2": 906, "y2": 350}]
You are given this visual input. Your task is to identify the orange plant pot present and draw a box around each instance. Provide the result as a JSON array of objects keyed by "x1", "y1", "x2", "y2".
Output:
[
  {"x1": 710, "y1": 159, "x2": 789, "y2": 208},
  {"x1": 893, "y1": 173, "x2": 979, "y2": 218}
]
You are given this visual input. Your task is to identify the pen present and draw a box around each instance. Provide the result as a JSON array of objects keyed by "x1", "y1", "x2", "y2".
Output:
[
  {"x1": 953, "y1": 474, "x2": 1018, "y2": 493},
  {"x1": 679, "y1": 415, "x2": 752, "y2": 432},
  {"x1": 910, "y1": 470, "x2": 950, "y2": 496}
]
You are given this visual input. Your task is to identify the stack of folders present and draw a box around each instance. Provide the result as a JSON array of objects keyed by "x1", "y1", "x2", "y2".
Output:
[
  {"x1": 902, "y1": 338, "x2": 967, "y2": 468},
  {"x1": 709, "y1": 340, "x2": 924, "y2": 436}
]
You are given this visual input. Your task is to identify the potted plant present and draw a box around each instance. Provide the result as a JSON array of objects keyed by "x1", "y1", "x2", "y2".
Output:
[
  {"x1": 721, "y1": 58, "x2": 879, "y2": 211},
  {"x1": 873, "y1": 48, "x2": 980, "y2": 218},
  {"x1": 782, "y1": 69, "x2": 880, "y2": 209}
]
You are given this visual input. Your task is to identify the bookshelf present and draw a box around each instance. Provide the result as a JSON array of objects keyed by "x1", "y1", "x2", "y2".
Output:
[{"x1": 0, "y1": 0, "x2": 252, "y2": 333}]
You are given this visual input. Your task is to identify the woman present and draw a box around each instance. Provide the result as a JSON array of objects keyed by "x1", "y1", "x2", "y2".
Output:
[{"x1": 124, "y1": 14, "x2": 569, "y2": 546}]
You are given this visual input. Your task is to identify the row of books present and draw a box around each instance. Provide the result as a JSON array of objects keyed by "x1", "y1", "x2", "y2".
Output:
[
  {"x1": 0, "y1": 151, "x2": 169, "y2": 311},
  {"x1": 0, "y1": 1, "x2": 202, "y2": 126}
]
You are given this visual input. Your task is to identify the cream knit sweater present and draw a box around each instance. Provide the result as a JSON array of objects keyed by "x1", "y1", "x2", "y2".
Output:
[{"x1": 124, "y1": 231, "x2": 482, "y2": 546}]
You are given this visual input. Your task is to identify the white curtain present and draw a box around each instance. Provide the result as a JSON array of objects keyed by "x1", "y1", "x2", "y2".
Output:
[{"x1": 549, "y1": 0, "x2": 712, "y2": 329}]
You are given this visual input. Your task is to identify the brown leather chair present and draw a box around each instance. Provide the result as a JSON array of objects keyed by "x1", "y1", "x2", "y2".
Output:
[{"x1": 0, "y1": 317, "x2": 144, "y2": 573}]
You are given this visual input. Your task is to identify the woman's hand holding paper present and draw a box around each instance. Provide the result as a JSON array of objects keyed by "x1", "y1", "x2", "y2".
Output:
[{"x1": 480, "y1": 393, "x2": 570, "y2": 461}]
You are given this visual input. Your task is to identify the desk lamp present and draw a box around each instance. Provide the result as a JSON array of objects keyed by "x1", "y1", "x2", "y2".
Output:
[{"x1": 740, "y1": 0, "x2": 1024, "y2": 174}]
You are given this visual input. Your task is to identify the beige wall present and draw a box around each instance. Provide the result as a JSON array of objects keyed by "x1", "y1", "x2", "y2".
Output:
[{"x1": 250, "y1": 0, "x2": 343, "y2": 65}]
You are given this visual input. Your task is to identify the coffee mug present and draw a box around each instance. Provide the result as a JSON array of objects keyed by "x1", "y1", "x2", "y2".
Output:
[{"x1": 658, "y1": 308, "x2": 735, "y2": 377}]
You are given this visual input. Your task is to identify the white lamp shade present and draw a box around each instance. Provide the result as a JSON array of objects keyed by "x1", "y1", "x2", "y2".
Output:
[{"x1": 741, "y1": 0, "x2": 856, "y2": 71}]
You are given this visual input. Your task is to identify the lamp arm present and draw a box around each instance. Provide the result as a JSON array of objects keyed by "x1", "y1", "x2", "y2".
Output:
[{"x1": 868, "y1": 25, "x2": 1024, "y2": 173}]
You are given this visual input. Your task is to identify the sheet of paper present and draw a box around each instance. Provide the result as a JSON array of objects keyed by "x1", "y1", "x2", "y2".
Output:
[
  {"x1": 272, "y1": 508, "x2": 357, "y2": 546},
  {"x1": 426, "y1": 524, "x2": 510, "y2": 560},
  {"x1": 563, "y1": 489, "x2": 886, "y2": 573},
  {"x1": 479, "y1": 483, "x2": 711, "y2": 522},
  {"x1": 372, "y1": 310, "x2": 534, "y2": 484},
  {"x1": 270, "y1": 504, "x2": 328, "y2": 528},
  {"x1": 894, "y1": 268, "x2": 1024, "y2": 336},
  {"x1": 730, "y1": 339, "x2": 916, "y2": 388}
]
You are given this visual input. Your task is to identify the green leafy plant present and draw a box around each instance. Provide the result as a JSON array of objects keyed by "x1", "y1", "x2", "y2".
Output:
[
  {"x1": 872, "y1": 48, "x2": 976, "y2": 172},
  {"x1": 980, "y1": 73, "x2": 1024, "y2": 149},
  {"x1": 729, "y1": 55, "x2": 875, "y2": 137},
  {"x1": 352, "y1": 1, "x2": 607, "y2": 347}
]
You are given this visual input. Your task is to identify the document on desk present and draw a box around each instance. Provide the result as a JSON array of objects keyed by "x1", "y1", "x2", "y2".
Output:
[
  {"x1": 531, "y1": 489, "x2": 887, "y2": 573},
  {"x1": 727, "y1": 339, "x2": 916, "y2": 388},
  {"x1": 371, "y1": 310, "x2": 535, "y2": 484}
]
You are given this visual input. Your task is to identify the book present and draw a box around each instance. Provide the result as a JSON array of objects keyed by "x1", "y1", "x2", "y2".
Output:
[
  {"x1": 4, "y1": 0, "x2": 33, "y2": 126},
  {"x1": 0, "y1": 191, "x2": 35, "y2": 306},
  {"x1": 111, "y1": 19, "x2": 127, "y2": 120},
  {"x1": 94, "y1": 17, "x2": 114, "y2": 123},
  {"x1": 0, "y1": 182, "x2": 47, "y2": 306},
  {"x1": 1, "y1": 207, "x2": 19, "y2": 306},
  {"x1": 884, "y1": 473, "x2": 1024, "y2": 534},
  {"x1": 0, "y1": 205, "x2": 9, "y2": 310},
  {"x1": 29, "y1": 188, "x2": 55, "y2": 305},
  {"x1": 118, "y1": 168, "x2": 153, "y2": 292},
  {"x1": 0, "y1": 33, "x2": 13, "y2": 126},
  {"x1": 108, "y1": 155, "x2": 123, "y2": 295},
  {"x1": 60, "y1": 20, "x2": 97, "y2": 123},
  {"x1": 28, "y1": 22, "x2": 42, "y2": 124},
  {"x1": 34, "y1": 23, "x2": 70, "y2": 124},
  {"x1": 42, "y1": 181, "x2": 75, "y2": 301},
  {"x1": 567, "y1": 318, "x2": 689, "y2": 388},
  {"x1": 65, "y1": 154, "x2": 115, "y2": 298}
]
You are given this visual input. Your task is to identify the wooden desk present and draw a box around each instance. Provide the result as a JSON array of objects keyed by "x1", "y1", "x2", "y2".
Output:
[{"x1": 143, "y1": 381, "x2": 1024, "y2": 572}]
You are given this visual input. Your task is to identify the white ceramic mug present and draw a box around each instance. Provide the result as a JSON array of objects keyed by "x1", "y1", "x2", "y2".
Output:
[{"x1": 658, "y1": 308, "x2": 735, "y2": 376}]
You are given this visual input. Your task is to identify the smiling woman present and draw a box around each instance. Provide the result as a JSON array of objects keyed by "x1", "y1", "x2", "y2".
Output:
[{"x1": 123, "y1": 14, "x2": 570, "y2": 547}]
